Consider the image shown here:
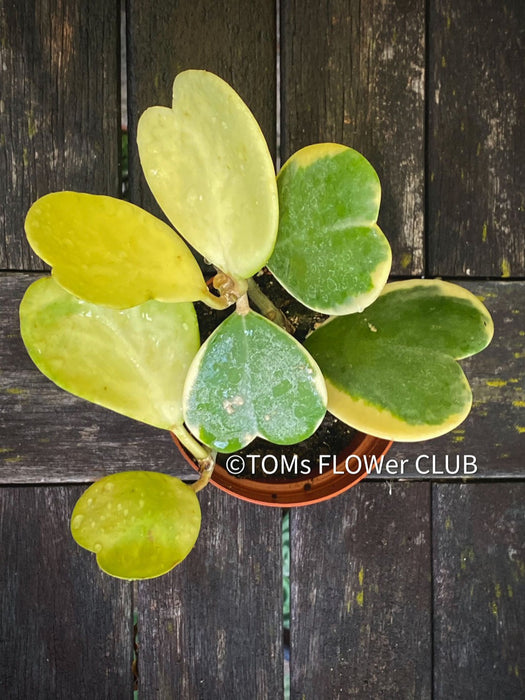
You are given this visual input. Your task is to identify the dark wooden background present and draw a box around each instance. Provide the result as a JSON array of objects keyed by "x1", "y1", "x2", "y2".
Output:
[{"x1": 1, "y1": 0, "x2": 524, "y2": 697}]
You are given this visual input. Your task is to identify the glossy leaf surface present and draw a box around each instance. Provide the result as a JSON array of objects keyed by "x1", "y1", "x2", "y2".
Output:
[
  {"x1": 305, "y1": 280, "x2": 494, "y2": 441},
  {"x1": 137, "y1": 70, "x2": 279, "y2": 280},
  {"x1": 183, "y1": 309, "x2": 327, "y2": 452},
  {"x1": 20, "y1": 277, "x2": 200, "y2": 430},
  {"x1": 268, "y1": 144, "x2": 392, "y2": 314},
  {"x1": 71, "y1": 471, "x2": 201, "y2": 580},
  {"x1": 25, "y1": 192, "x2": 213, "y2": 308}
]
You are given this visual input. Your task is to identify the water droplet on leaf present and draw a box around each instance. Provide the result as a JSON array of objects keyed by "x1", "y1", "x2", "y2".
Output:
[{"x1": 72, "y1": 514, "x2": 84, "y2": 529}]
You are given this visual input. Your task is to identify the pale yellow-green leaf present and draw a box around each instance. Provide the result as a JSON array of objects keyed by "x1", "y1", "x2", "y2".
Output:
[
  {"x1": 71, "y1": 471, "x2": 201, "y2": 580},
  {"x1": 25, "y1": 191, "x2": 214, "y2": 308},
  {"x1": 19, "y1": 277, "x2": 200, "y2": 430},
  {"x1": 137, "y1": 69, "x2": 278, "y2": 280}
]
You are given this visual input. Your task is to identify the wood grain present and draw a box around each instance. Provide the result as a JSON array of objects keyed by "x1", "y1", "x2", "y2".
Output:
[
  {"x1": 0, "y1": 485, "x2": 133, "y2": 698},
  {"x1": 136, "y1": 487, "x2": 283, "y2": 698},
  {"x1": 290, "y1": 481, "x2": 431, "y2": 699},
  {"x1": 0, "y1": 273, "x2": 195, "y2": 484},
  {"x1": 127, "y1": 0, "x2": 277, "y2": 218},
  {"x1": 428, "y1": 0, "x2": 525, "y2": 277},
  {"x1": 0, "y1": 0, "x2": 121, "y2": 271},
  {"x1": 124, "y1": 13, "x2": 284, "y2": 696},
  {"x1": 280, "y1": 0, "x2": 426, "y2": 276},
  {"x1": 433, "y1": 483, "x2": 525, "y2": 698},
  {"x1": 4, "y1": 276, "x2": 523, "y2": 482}
]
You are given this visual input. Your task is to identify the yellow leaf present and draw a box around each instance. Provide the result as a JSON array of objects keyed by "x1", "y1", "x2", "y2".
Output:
[{"x1": 25, "y1": 192, "x2": 213, "y2": 308}]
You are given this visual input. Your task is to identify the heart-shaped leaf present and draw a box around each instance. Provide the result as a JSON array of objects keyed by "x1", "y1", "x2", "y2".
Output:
[
  {"x1": 71, "y1": 471, "x2": 201, "y2": 580},
  {"x1": 183, "y1": 309, "x2": 327, "y2": 452},
  {"x1": 137, "y1": 70, "x2": 279, "y2": 281},
  {"x1": 304, "y1": 280, "x2": 494, "y2": 441},
  {"x1": 268, "y1": 143, "x2": 392, "y2": 314},
  {"x1": 25, "y1": 191, "x2": 218, "y2": 308},
  {"x1": 20, "y1": 277, "x2": 200, "y2": 430}
]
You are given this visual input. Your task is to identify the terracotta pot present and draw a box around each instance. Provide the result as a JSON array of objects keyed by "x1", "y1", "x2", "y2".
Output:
[{"x1": 172, "y1": 432, "x2": 392, "y2": 507}]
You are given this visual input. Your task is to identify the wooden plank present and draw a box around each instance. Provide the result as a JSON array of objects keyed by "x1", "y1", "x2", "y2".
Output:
[
  {"x1": 0, "y1": 0, "x2": 121, "y2": 270},
  {"x1": 4, "y1": 275, "x2": 523, "y2": 481},
  {"x1": 433, "y1": 483, "x2": 525, "y2": 698},
  {"x1": 127, "y1": 0, "x2": 277, "y2": 216},
  {"x1": 367, "y1": 280, "x2": 525, "y2": 479},
  {"x1": 0, "y1": 485, "x2": 133, "y2": 698},
  {"x1": 136, "y1": 486, "x2": 283, "y2": 698},
  {"x1": 280, "y1": 0, "x2": 426, "y2": 275},
  {"x1": 290, "y1": 482, "x2": 431, "y2": 698},
  {"x1": 0, "y1": 273, "x2": 194, "y2": 483},
  {"x1": 119, "y1": 10, "x2": 284, "y2": 694},
  {"x1": 428, "y1": 0, "x2": 525, "y2": 277}
]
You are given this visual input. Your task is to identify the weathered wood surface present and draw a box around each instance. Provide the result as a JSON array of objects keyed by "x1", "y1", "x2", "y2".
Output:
[
  {"x1": 136, "y1": 487, "x2": 283, "y2": 698},
  {"x1": 281, "y1": 0, "x2": 426, "y2": 276},
  {"x1": 0, "y1": 273, "x2": 194, "y2": 484},
  {"x1": 126, "y1": 6, "x2": 285, "y2": 699},
  {"x1": 127, "y1": 0, "x2": 277, "y2": 219},
  {"x1": 428, "y1": 0, "x2": 525, "y2": 278},
  {"x1": 1, "y1": 0, "x2": 524, "y2": 698},
  {"x1": 3, "y1": 275, "x2": 522, "y2": 482},
  {"x1": 0, "y1": 485, "x2": 133, "y2": 698},
  {"x1": 290, "y1": 481, "x2": 432, "y2": 699},
  {"x1": 433, "y1": 483, "x2": 525, "y2": 698},
  {"x1": 372, "y1": 280, "x2": 525, "y2": 479},
  {"x1": 0, "y1": 0, "x2": 121, "y2": 271}
]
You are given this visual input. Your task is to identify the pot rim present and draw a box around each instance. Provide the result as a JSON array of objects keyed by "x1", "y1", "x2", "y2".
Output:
[{"x1": 172, "y1": 431, "x2": 392, "y2": 507}]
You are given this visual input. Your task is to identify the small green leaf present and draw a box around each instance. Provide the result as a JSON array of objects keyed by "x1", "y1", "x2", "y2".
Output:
[
  {"x1": 25, "y1": 192, "x2": 215, "y2": 308},
  {"x1": 268, "y1": 143, "x2": 392, "y2": 314},
  {"x1": 183, "y1": 309, "x2": 327, "y2": 452},
  {"x1": 71, "y1": 471, "x2": 201, "y2": 580},
  {"x1": 20, "y1": 277, "x2": 200, "y2": 430},
  {"x1": 305, "y1": 280, "x2": 494, "y2": 441},
  {"x1": 137, "y1": 70, "x2": 279, "y2": 281}
]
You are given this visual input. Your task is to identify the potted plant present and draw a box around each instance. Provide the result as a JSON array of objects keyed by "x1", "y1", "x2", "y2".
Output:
[{"x1": 19, "y1": 70, "x2": 493, "y2": 580}]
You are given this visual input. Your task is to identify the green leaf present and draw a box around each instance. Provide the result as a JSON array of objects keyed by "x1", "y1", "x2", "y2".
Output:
[
  {"x1": 20, "y1": 277, "x2": 200, "y2": 430},
  {"x1": 268, "y1": 143, "x2": 392, "y2": 314},
  {"x1": 137, "y1": 70, "x2": 279, "y2": 281},
  {"x1": 71, "y1": 471, "x2": 201, "y2": 580},
  {"x1": 183, "y1": 309, "x2": 327, "y2": 453},
  {"x1": 304, "y1": 280, "x2": 494, "y2": 441},
  {"x1": 24, "y1": 192, "x2": 218, "y2": 309}
]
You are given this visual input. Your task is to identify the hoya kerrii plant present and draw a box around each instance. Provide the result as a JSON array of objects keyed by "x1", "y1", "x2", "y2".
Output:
[{"x1": 19, "y1": 70, "x2": 493, "y2": 580}]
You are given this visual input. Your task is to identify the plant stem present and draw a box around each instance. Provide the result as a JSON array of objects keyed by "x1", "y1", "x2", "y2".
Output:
[
  {"x1": 202, "y1": 289, "x2": 232, "y2": 310},
  {"x1": 236, "y1": 293, "x2": 250, "y2": 315},
  {"x1": 210, "y1": 272, "x2": 248, "y2": 308},
  {"x1": 172, "y1": 424, "x2": 211, "y2": 462},
  {"x1": 191, "y1": 453, "x2": 216, "y2": 493},
  {"x1": 202, "y1": 272, "x2": 251, "y2": 310},
  {"x1": 172, "y1": 425, "x2": 215, "y2": 493},
  {"x1": 247, "y1": 277, "x2": 293, "y2": 331}
]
